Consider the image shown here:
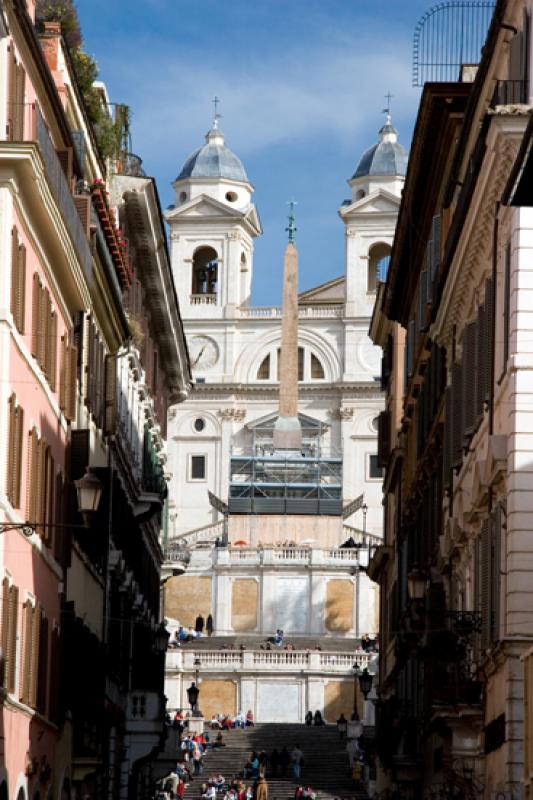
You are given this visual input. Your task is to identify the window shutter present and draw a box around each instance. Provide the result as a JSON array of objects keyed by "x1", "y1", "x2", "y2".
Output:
[
  {"x1": 480, "y1": 519, "x2": 491, "y2": 651},
  {"x1": 7, "y1": 48, "x2": 25, "y2": 141},
  {"x1": 43, "y1": 448, "x2": 54, "y2": 546},
  {"x1": 485, "y1": 278, "x2": 494, "y2": 404},
  {"x1": 29, "y1": 605, "x2": 41, "y2": 708},
  {"x1": 5, "y1": 584, "x2": 18, "y2": 694},
  {"x1": 74, "y1": 195, "x2": 92, "y2": 237},
  {"x1": 443, "y1": 386, "x2": 452, "y2": 490},
  {"x1": 377, "y1": 410, "x2": 391, "y2": 468},
  {"x1": 67, "y1": 342, "x2": 78, "y2": 422},
  {"x1": 27, "y1": 427, "x2": 39, "y2": 523},
  {"x1": 10, "y1": 227, "x2": 25, "y2": 333},
  {"x1": 6, "y1": 394, "x2": 16, "y2": 505},
  {"x1": 6, "y1": 44, "x2": 16, "y2": 140},
  {"x1": 59, "y1": 334, "x2": 68, "y2": 412},
  {"x1": 462, "y1": 322, "x2": 477, "y2": 440},
  {"x1": 490, "y1": 505, "x2": 503, "y2": 644},
  {"x1": 48, "y1": 312, "x2": 57, "y2": 391},
  {"x1": 418, "y1": 271, "x2": 428, "y2": 331},
  {"x1": 20, "y1": 600, "x2": 33, "y2": 703},
  {"x1": 451, "y1": 361, "x2": 463, "y2": 468},
  {"x1": 34, "y1": 438, "x2": 46, "y2": 535},
  {"x1": 36, "y1": 614, "x2": 48, "y2": 715},
  {"x1": 1, "y1": 579, "x2": 9, "y2": 689},
  {"x1": 73, "y1": 310, "x2": 85, "y2": 385},
  {"x1": 31, "y1": 273, "x2": 40, "y2": 357},
  {"x1": 16, "y1": 243, "x2": 26, "y2": 334},
  {"x1": 104, "y1": 353, "x2": 117, "y2": 437},
  {"x1": 56, "y1": 148, "x2": 73, "y2": 187},
  {"x1": 38, "y1": 287, "x2": 49, "y2": 375}
]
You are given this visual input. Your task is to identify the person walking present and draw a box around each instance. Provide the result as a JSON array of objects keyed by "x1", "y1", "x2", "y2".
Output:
[
  {"x1": 195, "y1": 614, "x2": 205, "y2": 634},
  {"x1": 336, "y1": 713, "x2": 347, "y2": 738},
  {"x1": 290, "y1": 745, "x2": 304, "y2": 781},
  {"x1": 206, "y1": 613, "x2": 214, "y2": 636},
  {"x1": 254, "y1": 777, "x2": 268, "y2": 800}
]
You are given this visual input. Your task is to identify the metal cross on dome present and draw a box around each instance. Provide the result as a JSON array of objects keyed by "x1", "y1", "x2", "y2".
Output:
[
  {"x1": 212, "y1": 96, "x2": 222, "y2": 129},
  {"x1": 382, "y1": 91, "x2": 394, "y2": 117}
]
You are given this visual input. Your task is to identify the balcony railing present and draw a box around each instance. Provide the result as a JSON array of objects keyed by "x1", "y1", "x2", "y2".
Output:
[
  {"x1": 491, "y1": 79, "x2": 529, "y2": 106},
  {"x1": 212, "y1": 546, "x2": 362, "y2": 569},
  {"x1": 33, "y1": 106, "x2": 93, "y2": 281},
  {"x1": 238, "y1": 304, "x2": 343, "y2": 319},
  {"x1": 166, "y1": 649, "x2": 377, "y2": 674},
  {"x1": 190, "y1": 294, "x2": 217, "y2": 305}
]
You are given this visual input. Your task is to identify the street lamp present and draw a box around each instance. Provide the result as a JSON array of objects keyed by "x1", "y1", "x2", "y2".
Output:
[
  {"x1": 0, "y1": 468, "x2": 103, "y2": 535},
  {"x1": 357, "y1": 668, "x2": 374, "y2": 700},
  {"x1": 407, "y1": 565, "x2": 427, "y2": 601},
  {"x1": 74, "y1": 469, "x2": 103, "y2": 526}
]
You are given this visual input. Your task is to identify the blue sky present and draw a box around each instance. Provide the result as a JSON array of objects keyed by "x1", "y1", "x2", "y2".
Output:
[{"x1": 77, "y1": 0, "x2": 437, "y2": 304}]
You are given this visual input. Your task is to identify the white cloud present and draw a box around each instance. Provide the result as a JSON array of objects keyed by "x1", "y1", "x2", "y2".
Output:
[{"x1": 104, "y1": 32, "x2": 419, "y2": 169}]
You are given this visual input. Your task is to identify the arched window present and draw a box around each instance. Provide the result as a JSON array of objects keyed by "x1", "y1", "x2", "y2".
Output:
[
  {"x1": 257, "y1": 354, "x2": 270, "y2": 380},
  {"x1": 310, "y1": 353, "x2": 325, "y2": 379},
  {"x1": 368, "y1": 243, "x2": 391, "y2": 293},
  {"x1": 192, "y1": 246, "x2": 218, "y2": 296}
]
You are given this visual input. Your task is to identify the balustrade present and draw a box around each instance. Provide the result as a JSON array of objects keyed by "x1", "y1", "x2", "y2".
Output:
[{"x1": 167, "y1": 649, "x2": 376, "y2": 673}]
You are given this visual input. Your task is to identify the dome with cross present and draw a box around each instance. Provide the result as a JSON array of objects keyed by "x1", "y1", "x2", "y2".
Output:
[
  {"x1": 351, "y1": 114, "x2": 408, "y2": 180},
  {"x1": 176, "y1": 124, "x2": 249, "y2": 183}
]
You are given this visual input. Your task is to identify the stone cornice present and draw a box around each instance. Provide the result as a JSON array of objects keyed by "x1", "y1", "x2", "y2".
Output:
[{"x1": 432, "y1": 114, "x2": 527, "y2": 345}]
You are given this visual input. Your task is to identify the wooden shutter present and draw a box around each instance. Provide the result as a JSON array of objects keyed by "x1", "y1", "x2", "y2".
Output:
[
  {"x1": 73, "y1": 310, "x2": 85, "y2": 385},
  {"x1": 1, "y1": 579, "x2": 9, "y2": 689},
  {"x1": 43, "y1": 448, "x2": 54, "y2": 546},
  {"x1": 5, "y1": 584, "x2": 18, "y2": 694},
  {"x1": 20, "y1": 600, "x2": 33, "y2": 703},
  {"x1": 74, "y1": 195, "x2": 92, "y2": 237},
  {"x1": 29, "y1": 605, "x2": 41, "y2": 708},
  {"x1": 27, "y1": 427, "x2": 38, "y2": 522},
  {"x1": 7, "y1": 396, "x2": 24, "y2": 510},
  {"x1": 485, "y1": 278, "x2": 494, "y2": 404},
  {"x1": 59, "y1": 334, "x2": 68, "y2": 412},
  {"x1": 451, "y1": 361, "x2": 463, "y2": 469},
  {"x1": 67, "y1": 342, "x2": 78, "y2": 422},
  {"x1": 462, "y1": 322, "x2": 477, "y2": 440},
  {"x1": 476, "y1": 302, "x2": 487, "y2": 420},
  {"x1": 48, "y1": 311, "x2": 57, "y2": 391},
  {"x1": 443, "y1": 386, "x2": 452, "y2": 490},
  {"x1": 31, "y1": 273, "x2": 40, "y2": 357},
  {"x1": 104, "y1": 353, "x2": 117, "y2": 437},
  {"x1": 490, "y1": 505, "x2": 503, "y2": 644},
  {"x1": 10, "y1": 227, "x2": 26, "y2": 334},
  {"x1": 7, "y1": 46, "x2": 25, "y2": 141},
  {"x1": 56, "y1": 148, "x2": 73, "y2": 187},
  {"x1": 36, "y1": 614, "x2": 48, "y2": 714},
  {"x1": 480, "y1": 518, "x2": 491, "y2": 651},
  {"x1": 38, "y1": 287, "x2": 49, "y2": 374}
]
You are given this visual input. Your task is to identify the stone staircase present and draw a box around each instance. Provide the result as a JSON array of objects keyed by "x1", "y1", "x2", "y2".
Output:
[{"x1": 183, "y1": 723, "x2": 367, "y2": 800}]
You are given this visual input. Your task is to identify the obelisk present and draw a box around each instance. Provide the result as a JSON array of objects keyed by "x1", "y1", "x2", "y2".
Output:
[{"x1": 273, "y1": 203, "x2": 302, "y2": 452}]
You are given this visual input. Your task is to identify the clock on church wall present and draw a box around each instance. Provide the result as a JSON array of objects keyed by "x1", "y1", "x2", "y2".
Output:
[{"x1": 189, "y1": 335, "x2": 219, "y2": 370}]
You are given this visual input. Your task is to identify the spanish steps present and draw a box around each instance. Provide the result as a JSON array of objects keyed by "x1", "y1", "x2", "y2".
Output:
[{"x1": 175, "y1": 723, "x2": 368, "y2": 800}]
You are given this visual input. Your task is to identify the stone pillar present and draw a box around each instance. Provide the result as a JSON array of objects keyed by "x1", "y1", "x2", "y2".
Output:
[{"x1": 273, "y1": 242, "x2": 302, "y2": 450}]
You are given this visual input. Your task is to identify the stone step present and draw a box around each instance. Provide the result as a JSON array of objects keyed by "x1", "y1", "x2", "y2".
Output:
[{"x1": 175, "y1": 724, "x2": 368, "y2": 800}]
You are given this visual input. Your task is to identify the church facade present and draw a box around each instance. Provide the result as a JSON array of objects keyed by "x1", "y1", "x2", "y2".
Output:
[{"x1": 163, "y1": 115, "x2": 407, "y2": 723}]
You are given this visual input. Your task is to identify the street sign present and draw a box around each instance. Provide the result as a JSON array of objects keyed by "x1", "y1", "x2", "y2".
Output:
[
  {"x1": 208, "y1": 490, "x2": 228, "y2": 516},
  {"x1": 342, "y1": 493, "x2": 365, "y2": 520}
]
